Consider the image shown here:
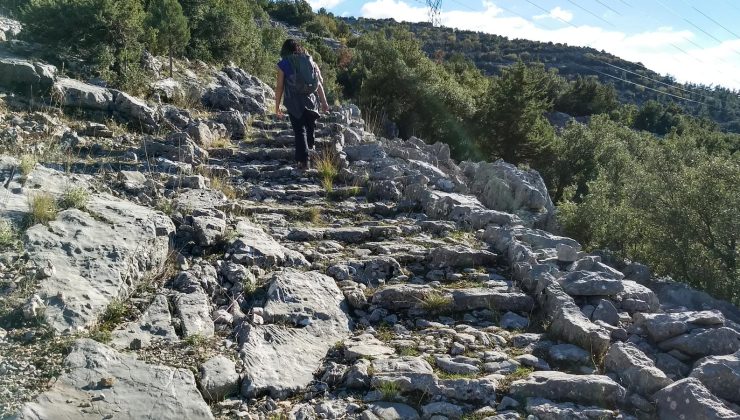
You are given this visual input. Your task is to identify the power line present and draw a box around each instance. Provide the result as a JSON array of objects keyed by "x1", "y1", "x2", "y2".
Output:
[
  {"x1": 596, "y1": 59, "x2": 712, "y2": 100},
  {"x1": 593, "y1": 0, "x2": 622, "y2": 17},
  {"x1": 690, "y1": 6, "x2": 740, "y2": 40},
  {"x1": 564, "y1": 0, "x2": 614, "y2": 27},
  {"x1": 590, "y1": 67, "x2": 704, "y2": 104}
]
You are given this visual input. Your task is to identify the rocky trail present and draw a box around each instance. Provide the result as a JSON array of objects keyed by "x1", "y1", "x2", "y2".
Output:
[{"x1": 1, "y1": 28, "x2": 740, "y2": 420}]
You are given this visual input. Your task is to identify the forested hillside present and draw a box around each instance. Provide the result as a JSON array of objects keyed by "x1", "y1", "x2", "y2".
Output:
[
  {"x1": 344, "y1": 17, "x2": 740, "y2": 133},
  {"x1": 1, "y1": 0, "x2": 737, "y2": 304}
]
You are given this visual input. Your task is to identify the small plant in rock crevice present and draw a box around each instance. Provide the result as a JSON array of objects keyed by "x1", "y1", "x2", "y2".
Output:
[
  {"x1": 0, "y1": 220, "x2": 20, "y2": 251},
  {"x1": 375, "y1": 380, "x2": 401, "y2": 401},
  {"x1": 58, "y1": 186, "x2": 90, "y2": 210},
  {"x1": 314, "y1": 149, "x2": 340, "y2": 193},
  {"x1": 19, "y1": 154, "x2": 37, "y2": 177},
  {"x1": 421, "y1": 292, "x2": 453, "y2": 314},
  {"x1": 27, "y1": 192, "x2": 58, "y2": 226}
]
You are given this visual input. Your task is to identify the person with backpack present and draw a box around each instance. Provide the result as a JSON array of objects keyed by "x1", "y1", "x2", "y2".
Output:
[{"x1": 275, "y1": 39, "x2": 330, "y2": 170}]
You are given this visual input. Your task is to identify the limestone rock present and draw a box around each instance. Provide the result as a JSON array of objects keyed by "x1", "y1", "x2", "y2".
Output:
[
  {"x1": 344, "y1": 334, "x2": 394, "y2": 361},
  {"x1": 365, "y1": 402, "x2": 419, "y2": 420},
  {"x1": 429, "y1": 245, "x2": 497, "y2": 268},
  {"x1": 0, "y1": 54, "x2": 56, "y2": 95},
  {"x1": 239, "y1": 269, "x2": 351, "y2": 398},
  {"x1": 451, "y1": 288, "x2": 534, "y2": 312},
  {"x1": 15, "y1": 339, "x2": 213, "y2": 420},
  {"x1": 111, "y1": 294, "x2": 178, "y2": 350},
  {"x1": 199, "y1": 356, "x2": 239, "y2": 401},
  {"x1": 228, "y1": 220, "x2": 309, "y2": 268},
  {"x1": 690, "y1": 351, "x2": 740, "y2": 404},
  {"x1": 654, "y1": 378, "x2": 740, "y2": 420},
  {"x1": 175, "y1": 289, "x2": 214, "y2": 338},
  {"x1": 52, "y1": 78, "x2": 113, "y2": 111},
  {"x1": 559, "y1": 271, "x2": 624, "y2": 296},
  {"x1": 24, "y1": 196, "x2": 174, "y2": 334},
  {"x1": 510, "y1": 371, "x2": 627, "y2": 407},
  {"x1": 525, "y1": 397, "x2": 620, "y2": 420},
  {"x1": 604, "y1": 342, "x2": 673, "y2": 396},
  {"x1": 658, "y1": 327, "x2": 740, "y2": 357}
]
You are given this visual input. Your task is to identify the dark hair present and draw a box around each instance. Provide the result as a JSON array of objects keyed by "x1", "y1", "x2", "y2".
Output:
[{"x1": 280, "y1": 39, "x2": 303, "y2": 58}]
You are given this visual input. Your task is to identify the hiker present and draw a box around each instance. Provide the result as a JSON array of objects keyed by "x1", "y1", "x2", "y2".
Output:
[{"x1": 275, "y1": 39, "x2": 330, "y2": 170}]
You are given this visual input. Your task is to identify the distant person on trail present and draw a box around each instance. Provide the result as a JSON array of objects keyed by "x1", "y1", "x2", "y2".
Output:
[{"x1": 275, "y1": 38, "x2": 330, "y2": 170}]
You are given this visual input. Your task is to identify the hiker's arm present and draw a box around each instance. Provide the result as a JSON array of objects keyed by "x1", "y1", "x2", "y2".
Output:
[
  {"x1": 275, "y1": 68, "x2": 285, "y2": 116},
  {"x1": 317, "y1": 81, "x2": 329, "y2": 113}
]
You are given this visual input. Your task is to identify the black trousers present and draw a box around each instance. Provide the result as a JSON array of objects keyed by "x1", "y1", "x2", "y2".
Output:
[{"x1": 289, "y1": 112, "x2": 316, "y2": 165}]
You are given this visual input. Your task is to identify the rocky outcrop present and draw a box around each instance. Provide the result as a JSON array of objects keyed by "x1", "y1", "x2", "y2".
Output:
[
  {"x1": 238, "y1": 269, "x2": 351, "y2": 398},
  {"x1": 15, "y1": 339, "x2": 213, "y2": 420},
  {"x1": 654, "y1": 378, "x2": 740, "y2": 420},
  {"x1": 0, "y1": 53, "x2": 56, "y2": 95},
  {"x1": 510, "y1": 371, "x2": 627, "y2": 407},
  {"x1": 202, "y1": 67, "x2": 273, "y2": 114}
]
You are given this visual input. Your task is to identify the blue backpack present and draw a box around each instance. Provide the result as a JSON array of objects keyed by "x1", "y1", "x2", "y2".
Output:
[{"x1": 286, "y1": 54, "x2": 319, "y2": 95}]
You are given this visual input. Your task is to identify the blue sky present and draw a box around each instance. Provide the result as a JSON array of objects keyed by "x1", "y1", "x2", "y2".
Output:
[{"x1": 309, "y1": 0, "x2": 740, "y2": 90}]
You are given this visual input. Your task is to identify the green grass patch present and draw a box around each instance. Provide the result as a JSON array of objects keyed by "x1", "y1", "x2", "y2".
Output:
[
  {"x1": 421, "y1": 292, "x2": 453, "y2": 314},
  {"x1": 58, "y1": 186, "x2": 89, "y2": 210},
  {"x1": 27, "y1": 192, "x2": 58, "y2": 226},
  {"x1": 375, "y1": 380, "x2": 401, "y2": 401}
]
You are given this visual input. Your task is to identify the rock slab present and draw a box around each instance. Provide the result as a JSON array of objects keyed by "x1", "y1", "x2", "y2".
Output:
[{"x1": 15, "y1": 339, "x2": 213, "y2": 420}]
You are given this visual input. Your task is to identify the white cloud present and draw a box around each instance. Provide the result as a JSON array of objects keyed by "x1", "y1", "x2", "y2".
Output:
[
  {"x1": 308, "y1": 0, "x2": 344, "y2": 10},
  {"x1": 534, "y1": 6, "x2": 573, "y2": 23},
  {"x1": 357, "y1": 0, "x2": 740, "y2": 90}
]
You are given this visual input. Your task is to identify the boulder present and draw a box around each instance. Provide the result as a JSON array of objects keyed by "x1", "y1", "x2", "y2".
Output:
[
  {"x1": 690, "y1": 351, "x2": 740, "y2": 404},
  {"x1": 604, "y1": 342, "x2": 673, "y2": 396},
  {"x1": 658, "y1": 327, "x2": 740, "y2": 357},
  {"x1": 372, "y1": 284, "x2": 435, "y2": 311},
  {"x1": 365, "y1": 402, "x2": 420, "y2": 420},
  {"x1": 343, "y1": 334, "x2": 394, "y2": 361},
  {"x1": 113, "y1": 91, "x2": 159, "y2": 132},
  {"x1": 239, "y1": 269, "x2": 351, "y2": 398},
  {"x1": 15, "y1": 339, "x2": 213, "y2": 420},
  {"x1": 175, "y1": 289, "x2": 214, "y2": 338},
  {"x1": 510, "y1": 371, "x2": 627, "y2": 407},
  {"x1": 428, "y1": 245, "x2": 497, "y2": 268},
  {"x1": 614, "y1": 280, "x2": 660, "y2": 313},
  {"x1": 370, "y1": 356, "x2": 437, "y2": 394},
  {"x1": 24, "y1": 195, "x2": 174, "y2": 334},
  {"x1": 52, "y1": 78, "x2": 113, "y2": 111},
  {"x1": 525, "y1": 397, "x2": 620, "y2": 420},
  {"x1": 111, "y1": 294, "x2": 178, "y2": 350},
  {"x1": 0, "y1": 54, "x2": 56, "y2": 95},
  {"x1": 635, "y1": 310, "x2": 726, "y2": 343},
  {"x1": 451, "y1": 288, "x2": 535, "y2": 312},
  {"x1": 559, "y1": 271, "x2": 624, "y2": 296},
  {"x1": 592, "y1": 299, "x2": 619, "y2": 326},
  {"x1": 202, "y1": 67, "x2": 271, "y2": 114},
  {"x1": 654, "y1": 378, "x2": 740, "y2": 420},
  {"x1": 199, "y1": 356, "x2": 239, "y2": 401},
  {"x1": 460, "y1": 160, "x2": 554, "y2": 227},
  {"x1": 547, "y1": 344, "x2": 592, "y2": 367},
  {"x1": 228, "y1": 220, "x2": 309, "y2": 268},
  {"x1": 542, "y1": 283, "x2": 611, "y2": 356}
]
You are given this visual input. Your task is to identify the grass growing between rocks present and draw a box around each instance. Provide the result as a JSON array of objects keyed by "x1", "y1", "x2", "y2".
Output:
[
  {"x1": 209, "y1": 174, "x2": 238, "y2": 200},
  {"x1": 421, "y1": 292, "x2": 453, "y2": 315},
  {"x1": 19, "y1": 154, "x2": 37, "y2": 177},
  {"x1": 26, "y1": 192, "x2": 58, "y2": 226},
  {"x1": 498, "y1": 366, "x2": 534, "y2": 392},
  {"x1": 375, "y1": 381, "x2": 401, "y2": 401},
  {"x1": 375, "y1": 323, "x2": 395, "y2": 342},
  {"x1": 315, "y1": 149, "x2": 339, "y2": 193},
  {"x1": 0, "y1": 220, "x2": 21, "y2": 251},
  {"x1": 58, "y1": 186, "x2": 89, "y2": 210}
]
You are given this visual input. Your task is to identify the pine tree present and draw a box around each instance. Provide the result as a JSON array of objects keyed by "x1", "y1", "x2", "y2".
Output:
[{"x1": 145, "y1": 0, "x2": 189, "y2": 77}]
